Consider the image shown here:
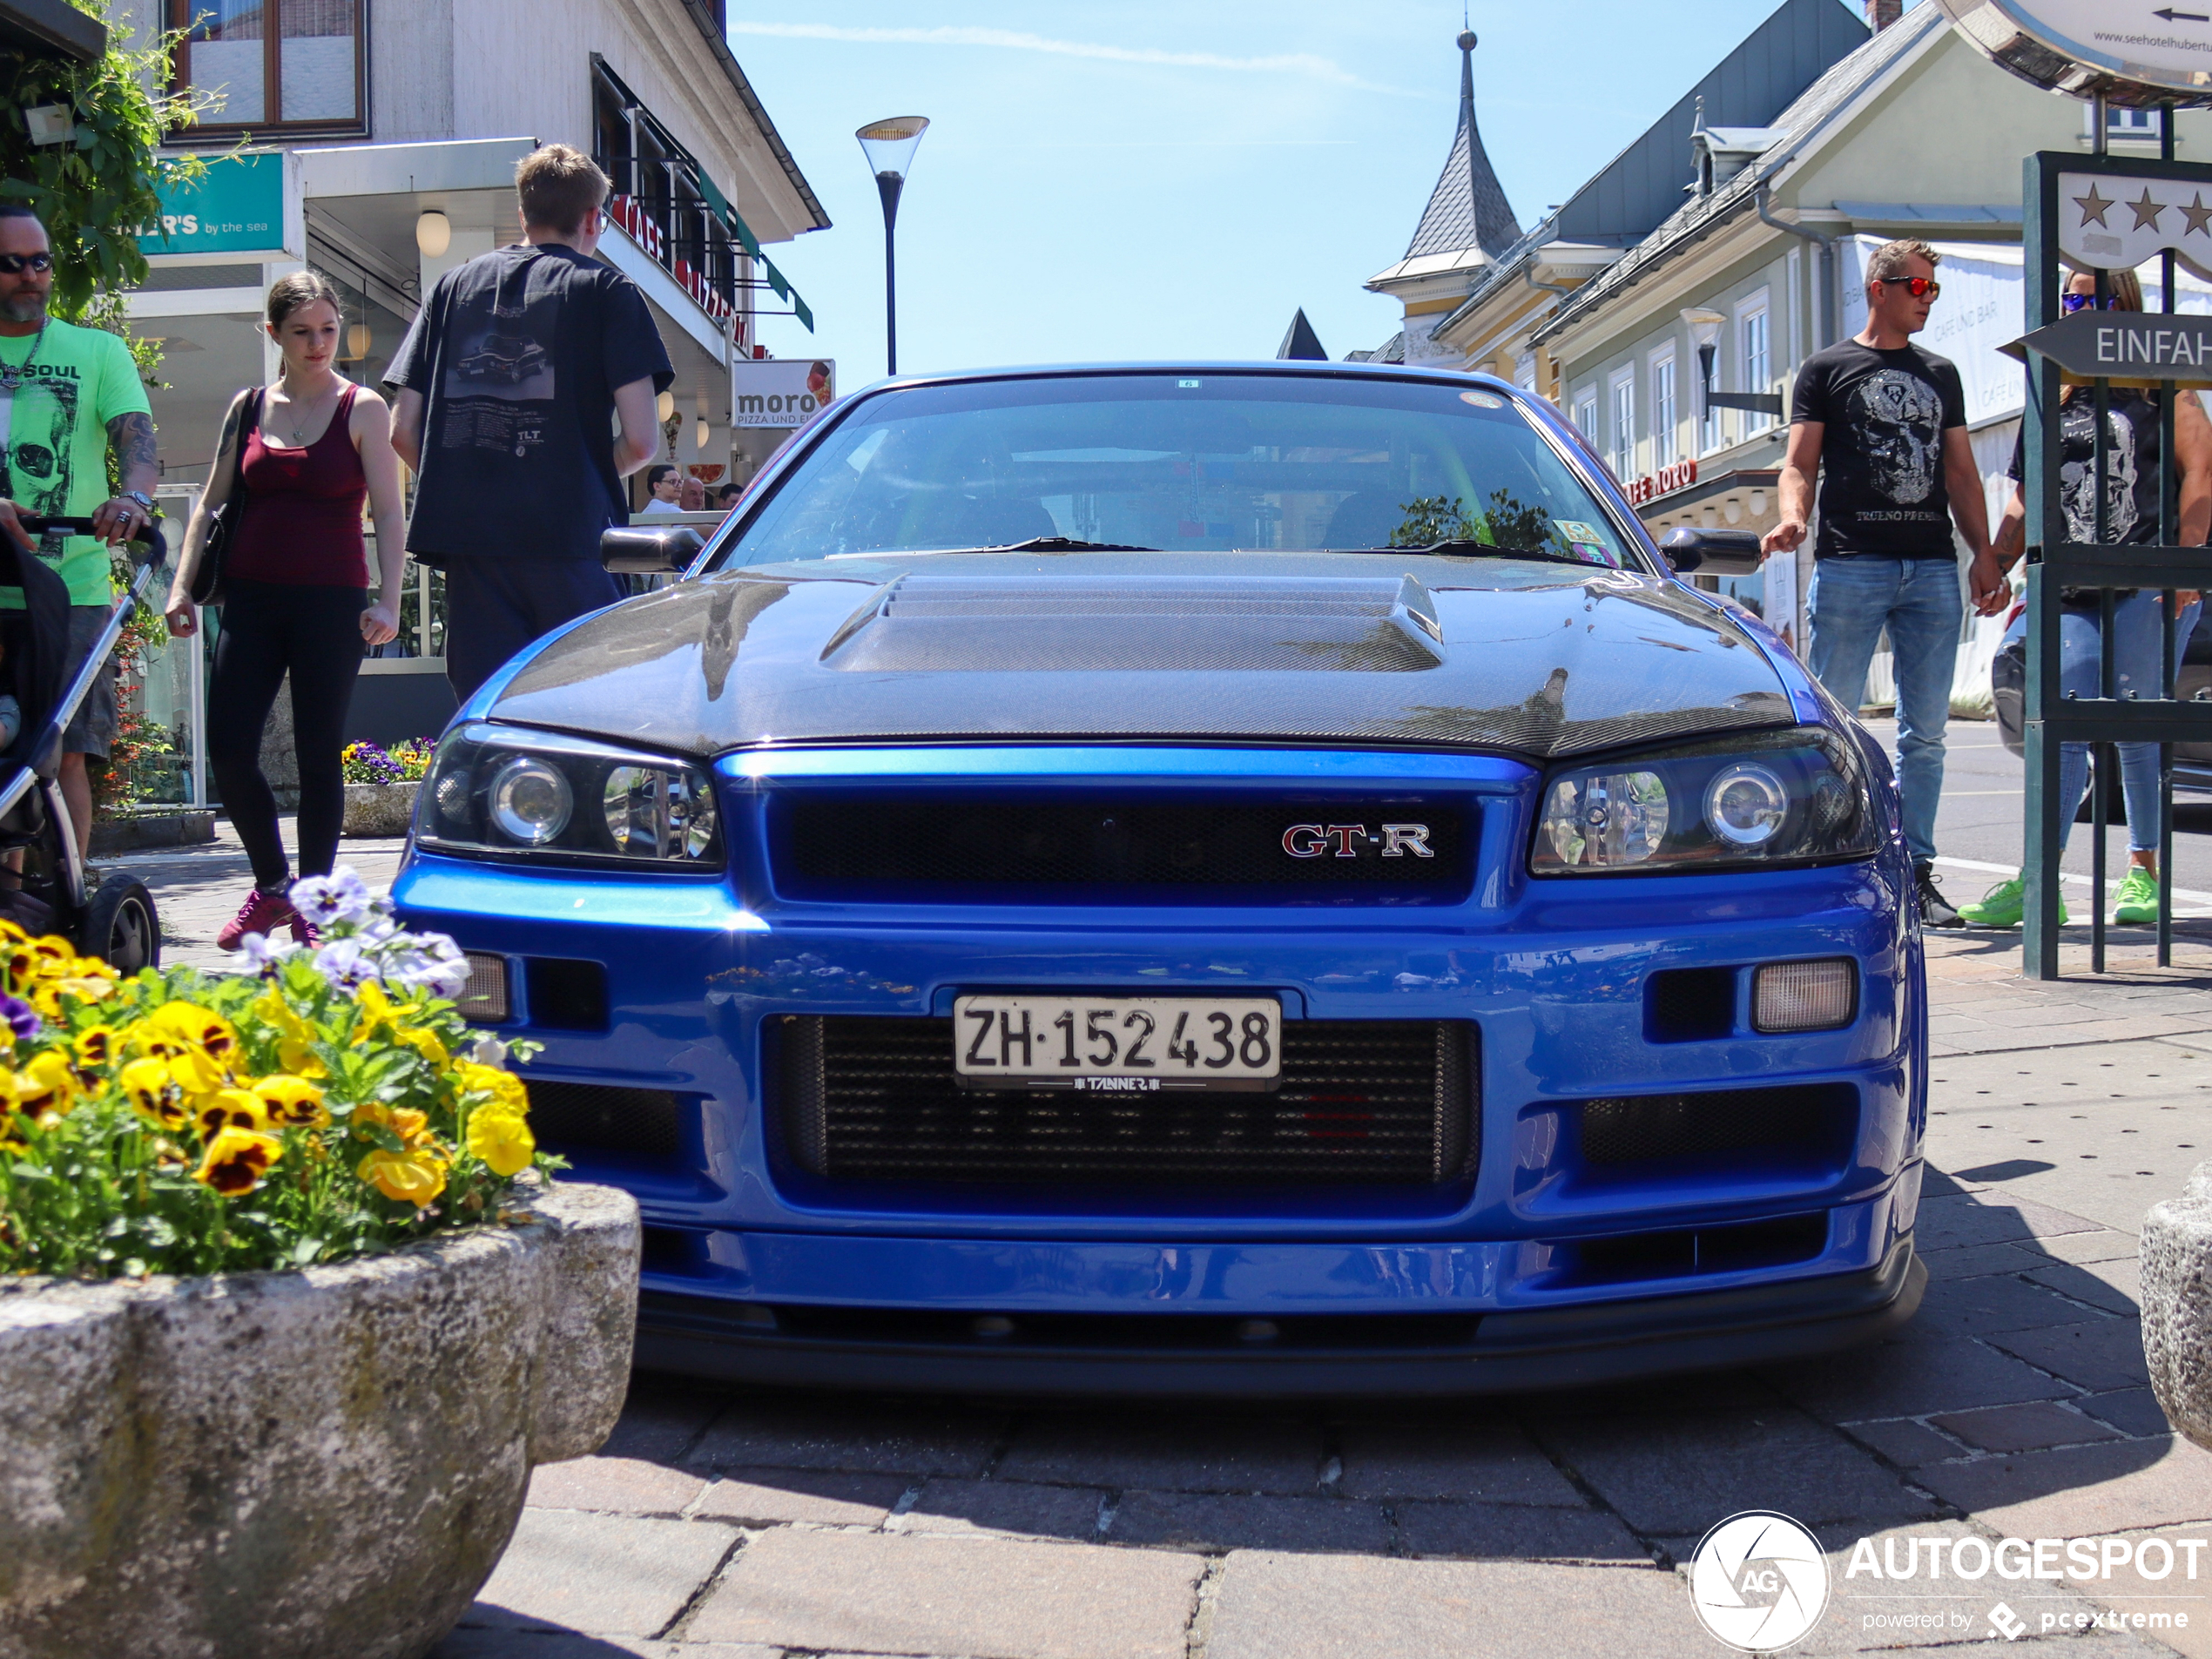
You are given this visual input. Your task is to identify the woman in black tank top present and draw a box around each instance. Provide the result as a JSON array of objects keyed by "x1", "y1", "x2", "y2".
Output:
[{"x1": 1974, "y1": 266, "x2": 2212, "y2": 928}]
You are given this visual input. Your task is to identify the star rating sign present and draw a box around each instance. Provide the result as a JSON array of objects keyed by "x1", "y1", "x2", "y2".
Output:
[
  {"x1": 2074, "y1": 184, "x2": 2114, "y2": 227},
  {"x1": 2129, "y1": 190, "x2": 2168, "y2": 231},
  {"x1": 2183, "y1": 193, "x2": 2212, "y2": 237}
]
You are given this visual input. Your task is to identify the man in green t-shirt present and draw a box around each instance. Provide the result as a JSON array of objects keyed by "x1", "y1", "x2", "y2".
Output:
[{"x1": 0, "y1": 206, "x2": 159, "y2": 859}]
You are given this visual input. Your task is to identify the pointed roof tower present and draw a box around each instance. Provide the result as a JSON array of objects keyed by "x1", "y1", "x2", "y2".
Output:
[
  {"x1": 1362, "y1": 30, "x2": 1522, "y2": 361},
  {"x1": 1405, "y1": 30, "x2": 1521, "y2": 263}
]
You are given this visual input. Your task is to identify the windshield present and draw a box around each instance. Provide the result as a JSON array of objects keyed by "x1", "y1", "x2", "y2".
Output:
[{"x1": 722, "y1": 373, "x2": 1643, "y2": 570}]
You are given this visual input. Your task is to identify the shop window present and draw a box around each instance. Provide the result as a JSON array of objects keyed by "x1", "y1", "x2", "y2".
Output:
[{"x1": 171, "y1": 0, "x2": 364, "y2": 134}]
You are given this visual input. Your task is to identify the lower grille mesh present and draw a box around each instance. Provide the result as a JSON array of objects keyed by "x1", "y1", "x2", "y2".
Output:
[
  {"x1": 781, "y1": 1015, "x2": 1476, "y2": 1186},
  {"x1": 1578, "y1": 1083, "x2": 1856, "y2": 1167}
]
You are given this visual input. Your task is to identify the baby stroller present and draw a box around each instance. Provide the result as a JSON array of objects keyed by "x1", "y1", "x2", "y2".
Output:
[{"x1": 0, "y1": 516, "x2": 163, "y2": 970}]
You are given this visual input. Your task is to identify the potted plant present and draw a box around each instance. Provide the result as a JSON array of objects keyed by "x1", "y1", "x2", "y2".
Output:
[
  {"x1": 0, "y1": 871, "x2": 640, "y2": 1659},
  {"x1": 342, "y1": 738, "x2": 435, "y2": 837}
]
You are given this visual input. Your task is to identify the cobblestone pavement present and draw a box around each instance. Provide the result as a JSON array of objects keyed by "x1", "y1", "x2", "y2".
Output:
[{"x1": 113, "y1": 828, "x2": 2212, "y2": 1657}]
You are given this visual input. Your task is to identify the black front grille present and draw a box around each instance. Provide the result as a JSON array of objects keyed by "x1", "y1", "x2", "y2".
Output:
[
  {"x1": 525, "y1": 1080, "x2": 683, "y2": 1160},
  {"x1": 780, "y1": 1015, "x2": 1476, "y2": 1186},
  {"x1": 1564, "y1": 1215, "x2": 1829, "y2": 1285},
  {"x1": 776, "y1": 798, "x2": 1471, "y2": 900},
  {"x1": 1578, "y1": 1083, "x2": 1856, "y2": 1168}
]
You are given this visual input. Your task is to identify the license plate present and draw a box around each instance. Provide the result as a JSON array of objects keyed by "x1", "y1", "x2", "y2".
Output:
[{"x1": 953, "y1": 995, "x2": 1283, "y2": 1092}]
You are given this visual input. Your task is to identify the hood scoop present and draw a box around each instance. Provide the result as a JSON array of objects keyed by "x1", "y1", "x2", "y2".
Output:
[{"x1": 821, "y1": 573, "x2": 1445, "y2": 672}]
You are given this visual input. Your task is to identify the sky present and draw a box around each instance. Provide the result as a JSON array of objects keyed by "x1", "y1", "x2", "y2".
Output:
[{"x1": 731, "y1": 1, "x2": 1925, "y2": 383}]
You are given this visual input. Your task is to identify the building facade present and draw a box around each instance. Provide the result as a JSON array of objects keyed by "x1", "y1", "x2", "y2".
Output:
[{"x1": 111, "y1": 0, "x2": 826, "y2": 495}]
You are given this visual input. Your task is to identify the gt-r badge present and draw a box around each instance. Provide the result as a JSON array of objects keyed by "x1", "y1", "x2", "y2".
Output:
[{"x1": 1281, "y1": 823, "x2": 1434, "y2": 859}]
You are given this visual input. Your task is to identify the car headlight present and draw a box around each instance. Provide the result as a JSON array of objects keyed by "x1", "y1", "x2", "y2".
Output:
[
  {"x1": 1532, "y1": 726, "x2": 1877, "y2": 875},
  {"x1": 416, "y1": 723, "x2": 723, "y2": 870}
]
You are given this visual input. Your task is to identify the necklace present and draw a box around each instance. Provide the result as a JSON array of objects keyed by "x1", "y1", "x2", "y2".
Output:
[
  {"x1": 0, "y1": 318, "x2": 49, "y2": 394},
  {"x1": 276, "y1": 377, "x2": 337, "y2": 446}
]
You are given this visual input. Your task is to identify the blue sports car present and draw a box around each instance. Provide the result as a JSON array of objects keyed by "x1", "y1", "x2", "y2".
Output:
[{"x1": 394, "y1": 362, "x2": 1927, "y2": 1397}]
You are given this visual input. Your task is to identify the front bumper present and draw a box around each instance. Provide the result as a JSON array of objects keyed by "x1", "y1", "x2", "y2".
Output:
[{"x1": 634, "y1": 1236, "x2": 1925, "y2": 1398}]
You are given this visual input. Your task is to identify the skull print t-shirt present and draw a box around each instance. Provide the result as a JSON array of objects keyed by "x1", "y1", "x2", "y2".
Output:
[
  {"x1": 1789, "y1": 339, "x2": 1966, "y2": 558},
  {"x1": 0, "y1": 319, "x2": 152, "y2": 605},
  {"x1": 385, "y1": 242, "x2": 672, "y2": 564}
]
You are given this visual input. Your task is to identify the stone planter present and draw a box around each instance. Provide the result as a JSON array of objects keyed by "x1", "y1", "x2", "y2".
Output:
[
  {"x1": 0, "y1": 1177, "x2": 640, "y2": 1659},
  {"x1": 344, "y1": 779, "x2": 421, "y2": 838},
  {"x1": 2143, "y1": 1158, "x2": 2212, "y2": 1452}
]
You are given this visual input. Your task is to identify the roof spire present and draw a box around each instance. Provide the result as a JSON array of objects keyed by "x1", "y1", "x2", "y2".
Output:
[{"x1": 1400, "y1": 25, "x2": 1521, "y2": 264}]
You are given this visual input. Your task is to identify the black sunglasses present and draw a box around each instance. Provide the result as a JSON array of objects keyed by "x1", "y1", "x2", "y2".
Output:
[{"x1": 0, "y1": 253, "x2": 53, "y2": 276}]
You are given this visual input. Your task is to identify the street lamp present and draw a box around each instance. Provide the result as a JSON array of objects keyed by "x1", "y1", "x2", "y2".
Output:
[{"x1": 856, "y1": 116, "x2": 929, "y2": 375}]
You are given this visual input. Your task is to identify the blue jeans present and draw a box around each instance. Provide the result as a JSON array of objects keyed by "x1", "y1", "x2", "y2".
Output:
[
  {"x1": 2000, "y1": 591, "x2": 2202, "y2": 855},
  {"x1": 1807, "y1": 557, "x2": 1962, "y2": 864}
]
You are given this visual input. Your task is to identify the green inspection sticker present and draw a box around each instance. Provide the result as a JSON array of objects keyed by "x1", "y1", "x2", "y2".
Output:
[{"x1": 1554, "y1": 522, "x2": 1607, "y2": 545}]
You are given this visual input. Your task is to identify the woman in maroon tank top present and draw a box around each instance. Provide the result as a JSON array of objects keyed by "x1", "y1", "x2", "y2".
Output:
[{"x1": 165, "y1": 272, "x2": 409, "y2": 948}]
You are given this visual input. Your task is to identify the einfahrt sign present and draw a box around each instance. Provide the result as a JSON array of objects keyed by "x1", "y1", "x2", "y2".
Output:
[{"x1": 2002, "y1": 309, "x2": 2212, "y2": 384}]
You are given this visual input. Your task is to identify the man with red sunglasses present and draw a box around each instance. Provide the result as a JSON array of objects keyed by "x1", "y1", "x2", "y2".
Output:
[{"x1": 1763, "y1": 238, "x2": 2006, "y2": 927}]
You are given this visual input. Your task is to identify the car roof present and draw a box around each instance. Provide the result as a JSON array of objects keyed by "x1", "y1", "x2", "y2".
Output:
[{"x1": 833, "y1": 360, "x2": 1525, "y2": 401}]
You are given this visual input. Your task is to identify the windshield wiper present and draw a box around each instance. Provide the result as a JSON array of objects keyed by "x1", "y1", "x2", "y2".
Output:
[
  {"x1": 983, "y1": 536, "x2": 1160, "y2": 553},
  {"x1": 1336, "y1": 539, "x2": 1597, "y2": 568}
]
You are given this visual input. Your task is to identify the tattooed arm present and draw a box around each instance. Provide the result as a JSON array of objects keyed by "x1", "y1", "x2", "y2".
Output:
[{"x1": 94, "y1": 409, "x2": 160, "y2": 546}]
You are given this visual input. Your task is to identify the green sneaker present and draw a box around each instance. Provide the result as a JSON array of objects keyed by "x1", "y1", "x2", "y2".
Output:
[
  {"x1": 1956, "y1": 872, "x2": 2069, "y2": 928},
  {"x1": 2112, "y1": 866, "x2": 2162, "y2": 926}
]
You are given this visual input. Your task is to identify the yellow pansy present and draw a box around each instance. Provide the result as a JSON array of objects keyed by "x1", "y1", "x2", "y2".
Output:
[
  {"x1": 466, "y1": 1108, "x2": 535, "y2": 1177},
  {"x1": 194, "y1": 1127, "x2": 281, "y2": 1195},
  {"x1": 358, "y1": 1145, "x2": 447, "y2": 1205},
  {"x1": 73, "y1": 1023, "x2": 119, "y2": 1074},
  {"x1": 148, "y1": 1001, "x2": 239, "y2": 1066},
  {"x1": 32, "y1": 974, "x2": 115, "y2": 1019},
  {"x1": 455, "y1": 1062, "x2": 529, "y2": 1116},
  {"x1": 250, "y1": 990, "x2": 327, "y2": 1079},
  {"x1": 192, "y1": 1089, "x2": 267, "y2": 1137},
  {"x1": 11, "y1": 1051, "x2": 77, "y2": 1119},
  {"x1": 119, "y1": 1055, "x2": 191, "y2": 1130},
  {"x1": 395, "y1": 1025, "x2": 450, "y2": 1069},
  {"x1": 252, "y1": 1074, "x2": 327, "y2": 1129},
  {"x1": 354, "y1": 1100, "x2": 435, "y2": 1146}
]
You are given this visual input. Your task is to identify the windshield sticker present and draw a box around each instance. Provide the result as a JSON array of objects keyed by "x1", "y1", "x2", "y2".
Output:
[
  {"x1": 1554, "y1": 522, "x2": 1608, "y2": 546},
  {"x1": 1459, "y1": 390, "x2": 1505, "y2": 408}
]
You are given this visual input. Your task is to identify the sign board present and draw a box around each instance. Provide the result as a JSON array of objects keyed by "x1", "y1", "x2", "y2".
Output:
[
  {"x1": 732, "y1": 358, "x2": 834, "y2": 428},
  {"x1": 2001, "y1": 308, "x2": 2212, "y2": 383},
  {"x1": 1938, "y1": 0, "x2": 2212, "y2": 104},
  {"x1": 1627, "y1": 458, "x2": 1697, "y2": 506},
  {"x1": 140, "y1": 152, "x2": 286, "y2": 257},
  {"x1": 2057, "y1": 171, "x2": 2212, "y2": 279}
]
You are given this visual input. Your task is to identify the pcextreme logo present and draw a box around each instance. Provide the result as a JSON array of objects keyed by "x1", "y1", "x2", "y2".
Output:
[{"x1": 1689, "y1": 1512, "x2": 1831, "y2": 1651}]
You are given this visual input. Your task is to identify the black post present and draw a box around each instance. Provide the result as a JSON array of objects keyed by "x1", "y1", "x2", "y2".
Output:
[
  {"x1": 876, "y1": 172, "x2": 904, "y2": 377},
  {"x1": 2161, "y1": 104, "x2": 2180, "y2": 967}
]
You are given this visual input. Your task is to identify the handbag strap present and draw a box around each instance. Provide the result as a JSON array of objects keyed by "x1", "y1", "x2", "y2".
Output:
[{"x1": 229, "y1": 386, "x2": 260, "y2": 501}]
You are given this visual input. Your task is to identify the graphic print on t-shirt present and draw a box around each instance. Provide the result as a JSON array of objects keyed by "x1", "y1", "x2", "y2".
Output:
[
  {"x1": 438, "y1": 268, "x2": 559, "y2": 461},
  {"x1": 2060, "y1": 404, "x2": 2141, "y2": 544},
  {"x1": 1848, "y1": 369, "x2": 1941, "y2": 507},
  {"x1": 4, "y1": 374, "x2": 80, "y2": 571}
]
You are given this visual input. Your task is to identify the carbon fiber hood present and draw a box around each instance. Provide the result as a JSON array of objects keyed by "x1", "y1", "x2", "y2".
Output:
[{"x1": 489, "y1": 551, "x2": 1793, "y2": 760}]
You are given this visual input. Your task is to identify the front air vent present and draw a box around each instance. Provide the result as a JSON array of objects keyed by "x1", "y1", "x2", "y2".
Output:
[
  {"x1": 775, "y1": 797, "x2": 1472, "y2": 900},
  {"x1": 524, "y1": 1080, "x2": 683, "y2": 1161},
  {"x1": 1577, "y1": 1083, "x2": 1857, "y2": 1170},
  {"x1": 1562, "y1": 1214, "x2": 1830, "y2": 1286},
  {"x1": 821, "y1": 574, "x2": 1445, "y2": 672},
  {"x1": 779, "y1": 1015, "x2": 1477, "y2": 1187}
]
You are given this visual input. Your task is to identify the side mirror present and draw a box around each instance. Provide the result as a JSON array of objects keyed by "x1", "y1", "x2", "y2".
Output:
[
  {"x1": 1659, "y1": 526, "x2": 1763, "y2": 577},
  {"x1": 601, "y1": 525, "x2": 703, "y2": 576}
]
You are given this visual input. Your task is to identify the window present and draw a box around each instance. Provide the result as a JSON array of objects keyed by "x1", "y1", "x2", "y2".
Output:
[
  {"x1": 1574, "y1": 389, "x2": 1599, "y2": 448},
  {"x1": 1650, "y1": 353, "x2": 1677, "y2": 468},
  {"x1": 2103, "y1": 106, "x2": 2159, "y2": 139},
  {"x1": 171, "y1": 0, "x2": 364, "y2": 132},
  {"x1": 1739, "y1": 304, "x2": 1771, "y2": 435},
  {"x1": 1609, "y1": 370, "x2": 1635, "y2": 482}
]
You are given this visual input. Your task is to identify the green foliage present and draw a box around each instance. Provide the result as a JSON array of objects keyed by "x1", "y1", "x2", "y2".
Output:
[
  {"x1": 1389, "y1": 495, "x2": 1477, "y2": 547},
  {"x1": 0, "y1": 6, "x2": 212, "y2": 317},
  {"x1": 1477, "y1": 488, "x2": 1557, "y2": 553}
]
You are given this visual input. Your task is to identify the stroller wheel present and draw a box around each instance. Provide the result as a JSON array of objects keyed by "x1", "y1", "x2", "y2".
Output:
[{"x1": 84, "y1": 873, "x2": 158, "y2": 973}]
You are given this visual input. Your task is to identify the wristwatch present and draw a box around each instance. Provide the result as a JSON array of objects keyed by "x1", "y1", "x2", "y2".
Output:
[{"x1": 120, "y1": 491, "x2": 154, "y2": 515}]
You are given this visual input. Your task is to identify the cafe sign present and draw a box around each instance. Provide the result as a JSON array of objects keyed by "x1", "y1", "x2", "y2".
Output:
[
  {"x1": 140, "y1": 152, "x2": 288, "y2": 258},
  {"x1": 1937, "y1": 0, "x2": 2212, "y2": 105},
  {"x1": 731, "y1": 358, "x2": 835, "y2": 428},
  {"x1": 1628, "y1": 457, "x2": 1698, "y2": 507}
]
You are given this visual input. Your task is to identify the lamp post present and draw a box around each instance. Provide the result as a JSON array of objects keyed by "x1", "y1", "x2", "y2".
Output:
[{"x1": 856, "y1": 116, "x2": 929, "y2": 375}]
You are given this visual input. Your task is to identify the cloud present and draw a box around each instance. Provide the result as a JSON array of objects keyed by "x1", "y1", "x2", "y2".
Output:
[{"x1": 725, "y1": 22, "x2": 1413, "y2": 95}]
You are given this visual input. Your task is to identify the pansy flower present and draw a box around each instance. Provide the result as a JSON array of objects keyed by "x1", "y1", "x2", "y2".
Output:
[{"x1": 195, "y1": 1126, "x2": 280, "y2": 1195}]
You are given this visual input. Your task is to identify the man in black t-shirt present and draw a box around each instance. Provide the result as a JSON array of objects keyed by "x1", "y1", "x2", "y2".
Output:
[
  {"x1": 1762, "y1": 238, "x2": 2006, "y2": 927},
  {"x1": 388, "y1": 145, "x2": 674, "y2": 701}
]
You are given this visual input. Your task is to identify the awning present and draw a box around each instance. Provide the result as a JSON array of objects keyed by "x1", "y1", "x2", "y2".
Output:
[{"x1": 0, "y1": 0, "x2": 103, "y2": 63}]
